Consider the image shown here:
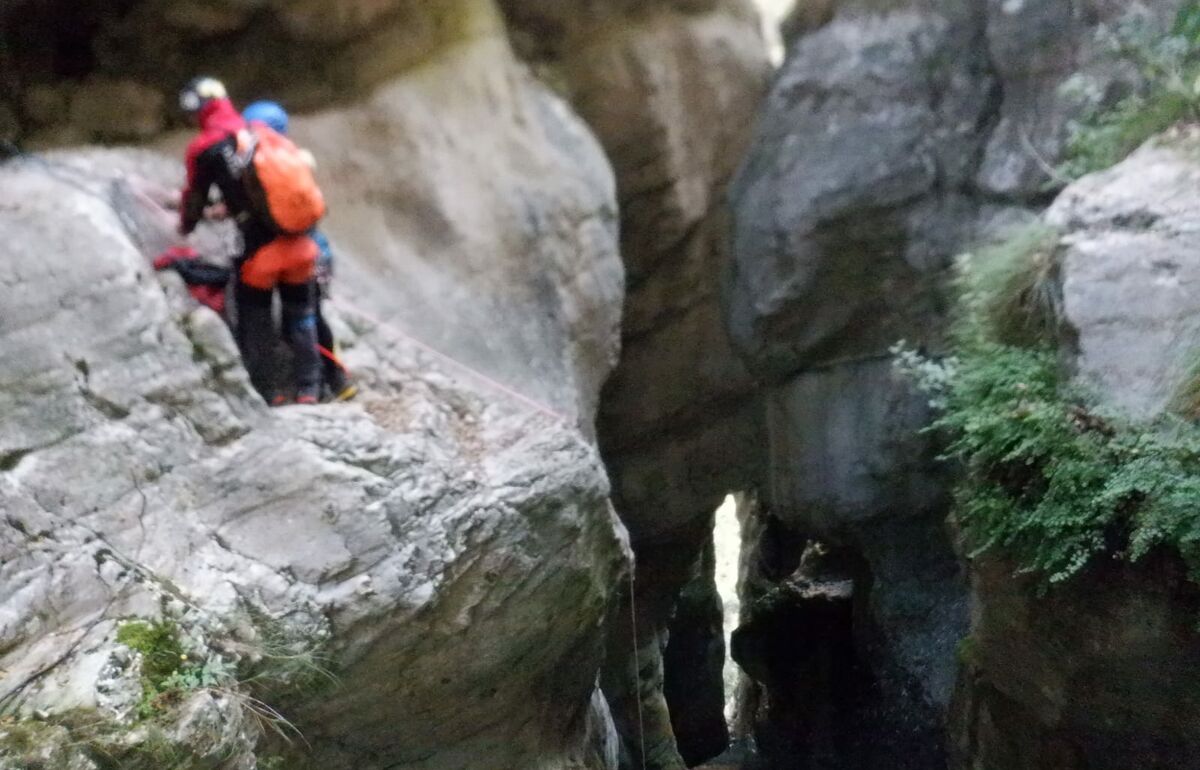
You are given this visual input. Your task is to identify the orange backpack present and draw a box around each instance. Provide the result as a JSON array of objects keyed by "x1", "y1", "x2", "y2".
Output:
[{"x1": 235, "y1": 125, "x2": 326, "y2": 235}]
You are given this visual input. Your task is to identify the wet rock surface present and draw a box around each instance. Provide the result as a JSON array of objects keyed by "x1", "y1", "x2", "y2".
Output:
[
  {"x1": 727, "y1": 5, "x2": 985, "y2": 762},
  {"x1": 663, "y1": 540, "x2": 730, "y2": 766},
  {"x1": 952, "y1": 552, "x2": 1200, "y2": 770}
]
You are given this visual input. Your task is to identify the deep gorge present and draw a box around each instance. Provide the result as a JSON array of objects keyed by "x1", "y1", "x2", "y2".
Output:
[{"x1": 3, "y1": 1, "x2": 1200, "y2": 769}]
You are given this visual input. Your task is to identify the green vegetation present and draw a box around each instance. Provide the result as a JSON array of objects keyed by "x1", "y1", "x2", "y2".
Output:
[
  {"x1": 1060, "y1": 2, "x2": 1200, "y2": 179},
  {"x1": 896, "y1": 225, "x2": 1200, "y2": 587},
  {"x1": 955, "y1": 636, "x2": 980, "y2": 666},
  {"x1": 0, "y1": 610, "x2": 336, "y2": 766},
  {"x1": 116, "y1": 619, "x2": 236, "y2": 719},
  {"x1": 236, "y1": 605, "x2": 338, "y2": 703},
  {"x1": 88, "y1": 727, "x2": 211, "y2": 770},
  {"x1": 113, "y1": 609, "x2": 337, "y2": 759},
  {"x1": 0, "y1": 710, "x2": 229, "y2": 770}
]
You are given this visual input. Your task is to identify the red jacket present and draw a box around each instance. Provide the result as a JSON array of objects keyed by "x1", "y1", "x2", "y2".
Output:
[{"x1": 179, "y1": 98, "x2": 246, "y2": 235}]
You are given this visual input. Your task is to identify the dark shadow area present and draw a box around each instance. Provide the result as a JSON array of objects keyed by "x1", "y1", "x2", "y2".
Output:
[
  {"x1": 731, "y1": 521, "x2": 948, "y2": 770},
  {"x1": 663, "y1": 537, "x2": 730, "y2": 766}
]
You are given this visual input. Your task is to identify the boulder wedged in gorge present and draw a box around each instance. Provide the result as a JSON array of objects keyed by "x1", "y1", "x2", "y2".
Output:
[
  {"x1": 729, "y1": 3, "x2": 994, "y2": 379},
  {"x1": 727, "y1": 6, "x2": 985, "y2": 763},
  {"x1": 0, "y1": 29, "x2": 629, "y2": 766}
]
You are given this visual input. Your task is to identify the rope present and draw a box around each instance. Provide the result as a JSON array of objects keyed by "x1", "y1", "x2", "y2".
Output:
[
  {"x1": 332, "y1": 300, "x2": 571, "y2": 424},
  {"x1": 317, "y1": 344, "x2": 349, "y2": 374},
  {"x1": 629, "y1": 575, "x2": 648, "y2": 770}
]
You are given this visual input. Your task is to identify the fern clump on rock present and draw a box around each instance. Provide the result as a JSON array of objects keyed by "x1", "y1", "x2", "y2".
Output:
[{"x1": 898, "y1": 224, "x2": 1200, "y2": 587}]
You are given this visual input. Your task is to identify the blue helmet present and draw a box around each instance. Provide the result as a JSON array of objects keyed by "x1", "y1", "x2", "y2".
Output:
[{"x1": 242, "y1": 100, "x2": 289, "y2": 135}]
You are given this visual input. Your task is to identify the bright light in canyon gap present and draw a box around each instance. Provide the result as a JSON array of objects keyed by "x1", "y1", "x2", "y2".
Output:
[{"x1": 713, "y1": 493, "x2": 744, "y2": 722}]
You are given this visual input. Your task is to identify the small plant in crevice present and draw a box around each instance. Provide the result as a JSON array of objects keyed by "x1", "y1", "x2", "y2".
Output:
[
  {"x1": 115, "y1": 611, "x2": 328, "y2": 749},
  {"x1": 1060, "y1": 1, "x2": 1200, "y2": 179},
  {"x1": 234, "y1": 604, "x2": 339, "y2": 703},
  {"x1": 116, "y1": 619, "x2": 237, "y2": 720},
  {"x1": 895, "y1": 226, "x2": 1200, "y2": 588}
]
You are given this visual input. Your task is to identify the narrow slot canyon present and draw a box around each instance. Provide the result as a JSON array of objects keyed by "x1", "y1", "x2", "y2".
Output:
[{"x1": 3, "y1": 1, "x2": 1200, "y2": 769}]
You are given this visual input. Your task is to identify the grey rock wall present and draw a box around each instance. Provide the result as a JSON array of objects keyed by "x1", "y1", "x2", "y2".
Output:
[{"x1": 0, "y1": 0, "x2": 507, "y2": 144}]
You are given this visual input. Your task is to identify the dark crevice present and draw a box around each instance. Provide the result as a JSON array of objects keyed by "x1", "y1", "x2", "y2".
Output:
[
  {"x1": 0, "y1": 448, "x2": 32, "y2": 472},
  {"x1": 663, "y1": 537, "x2": 729, "y2": 766},
  {"x1": 80, "y1": 387, "x2": 132, "y2": 420},
  {"x1": 730, "y1": 522, "x2": 948, "y2": 770}
]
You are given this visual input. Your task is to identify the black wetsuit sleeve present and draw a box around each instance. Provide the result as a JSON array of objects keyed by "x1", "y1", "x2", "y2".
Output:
[
  {"x1": 170, "y1": 260, "x2": 232, "y2": 287},
  {"x1": 181, "y1": 143, "x2": 224, "y2": 235}
]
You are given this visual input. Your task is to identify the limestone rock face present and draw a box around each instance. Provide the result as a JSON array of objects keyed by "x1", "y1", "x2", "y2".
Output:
[
  {"x1": 953, "y1": 553, "x2": 1200, "y2": 770},
  {"x1": 662, "y1": 541, "x2": 729, "y2": 767},
  {"x1": 500, "y1": 2, "x2": 772, "y2": 767},
  {"x1": 1047, "y1": 140, "x2": 1200, "y2": 420},
  {"x1": 0, "y1": 41, "x2": 628, "y2": 766},
  {"x1": 951, "y1": 137, "x2": 1200, "y2": 770},
  {"x1": 727, "y1": 6, "x2": 984, "y2": 763},
  {"x1": 502, "y1": 0, "x2": 772, "y2": 544},
  {"x1": 729, "y1": 3, "x2": 993, "y2": 379}
]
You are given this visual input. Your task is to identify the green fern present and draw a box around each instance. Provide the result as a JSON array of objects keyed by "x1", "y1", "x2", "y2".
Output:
[{"x1": 900, "y1": 227, "x2": 1200, "y2": 587}]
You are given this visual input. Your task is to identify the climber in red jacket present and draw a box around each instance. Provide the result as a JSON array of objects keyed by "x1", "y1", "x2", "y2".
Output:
[{"x1": 177, "y1": 77, "x2": 322, "y2": 405}]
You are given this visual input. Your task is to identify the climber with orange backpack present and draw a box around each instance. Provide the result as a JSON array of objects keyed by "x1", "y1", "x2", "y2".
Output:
[
  {"x1": 177, "y1": 77, "x2": 324, "y2": 405},
  {"x1": 243, "y1": 100, "x2": 356, "y2": 402}
]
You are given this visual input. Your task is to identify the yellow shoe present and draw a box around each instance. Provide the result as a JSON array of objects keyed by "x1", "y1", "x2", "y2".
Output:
[{"x1": 334, "y1": 383, "x2": 359, "y2": 402}]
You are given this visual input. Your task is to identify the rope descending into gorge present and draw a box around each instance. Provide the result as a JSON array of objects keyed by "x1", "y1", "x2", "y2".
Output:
[{"x1": 630, "y1": 575, "x2": 647, "y2": 770}]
